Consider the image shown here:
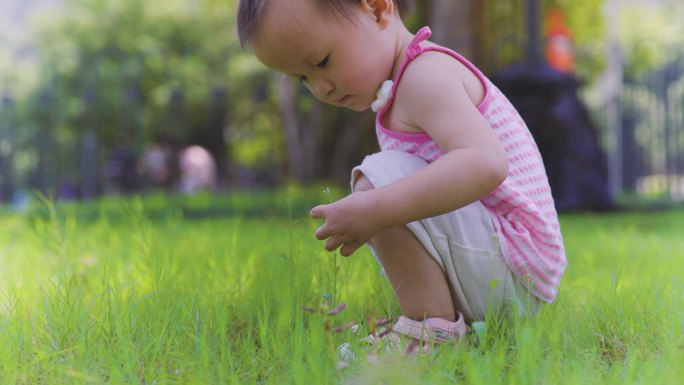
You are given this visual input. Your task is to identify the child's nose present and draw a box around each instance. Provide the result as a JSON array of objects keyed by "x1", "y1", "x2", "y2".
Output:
[{"x1": 311, "y1": 77, "x2": 334, "y2": 99}]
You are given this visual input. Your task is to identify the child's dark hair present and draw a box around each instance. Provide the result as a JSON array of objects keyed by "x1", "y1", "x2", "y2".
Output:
[{"x1": 237, "y1": 0, "x2": 411, "y2": 49}]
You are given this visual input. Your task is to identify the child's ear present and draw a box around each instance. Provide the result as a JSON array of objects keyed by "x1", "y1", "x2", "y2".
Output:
[{"x1": 360, "y1": 0, "x2": 394, "y2": 28}]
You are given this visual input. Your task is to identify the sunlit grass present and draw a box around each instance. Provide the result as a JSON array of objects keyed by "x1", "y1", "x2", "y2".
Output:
[{"x1": 1, "y1": 190, "x2": 683, "y2": 384}]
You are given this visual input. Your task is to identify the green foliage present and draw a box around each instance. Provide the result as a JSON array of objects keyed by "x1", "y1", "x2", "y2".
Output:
[
  {"x1": 1, "y1": 192, "x2": 684, "y2": 384},
  {"x1": 478, "y1": 0, "x2": 527, "y2": 72},
  {"x1": 545, "y1": 0, "x2": 606, "y2": 79},
  {"x1": 478, "y1": 0, "x2": 606, "y2": 79},
  {"x1": 3, "y1": 0, "x2": 683, "y2": 194},
  {"x1": 30, "y1": 0, "x2": 238, "y2": 142},
  {"x1": 3, "y1": 0, "x2": 283, "y2": 190},
  {"x1": 618, "y1": 5, "x2": 684, "y2": 76}
]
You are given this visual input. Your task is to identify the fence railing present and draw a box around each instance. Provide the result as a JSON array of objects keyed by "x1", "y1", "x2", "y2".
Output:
[{"x1": 603, "y1": 52, "x2": 684, "y2": 201}]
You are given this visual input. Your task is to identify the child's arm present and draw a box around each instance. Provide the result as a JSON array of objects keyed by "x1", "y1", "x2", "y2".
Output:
[{"x1": 311, "y1": 55, "x2": 508, "y2": 256}]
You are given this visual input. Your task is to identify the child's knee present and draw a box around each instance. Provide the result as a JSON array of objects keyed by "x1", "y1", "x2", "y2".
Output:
[
  {"x1": 350, "y1": 150, "x2": 428, "y2": 192},
  {"x1": 352, "y1": 173, "x2": 375, "y2": 192}
]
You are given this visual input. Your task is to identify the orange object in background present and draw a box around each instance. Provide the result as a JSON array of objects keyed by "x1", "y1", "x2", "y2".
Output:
[{"x1": 545, "y1": 8, "x2": 575, "y2": 73}]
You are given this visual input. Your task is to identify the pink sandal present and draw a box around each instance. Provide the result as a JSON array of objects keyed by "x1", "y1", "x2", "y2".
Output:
[
  {"x1": 339, "y1": 312, "x2": 467, "y2": 361},
  {"x1": 391, "y1": 313, "x2": 467, "y2": 344}
]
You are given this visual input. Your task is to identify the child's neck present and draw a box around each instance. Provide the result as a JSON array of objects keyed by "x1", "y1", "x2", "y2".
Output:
[{"x1": 389, "y1": 23, "x2": 417, "y2": 81}]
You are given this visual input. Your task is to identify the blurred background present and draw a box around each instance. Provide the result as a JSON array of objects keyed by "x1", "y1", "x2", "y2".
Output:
[{"x1": 0, "y1": 0, "x2": 683, "y2": 211}]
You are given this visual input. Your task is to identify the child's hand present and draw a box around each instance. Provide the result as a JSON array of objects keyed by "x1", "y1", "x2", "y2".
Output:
[{"x1": 310, "y1": 192, "x2": 381, "y2": 257}]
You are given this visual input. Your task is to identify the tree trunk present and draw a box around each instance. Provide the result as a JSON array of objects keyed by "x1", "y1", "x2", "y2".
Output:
[
  {"x1": 203, "y1": 87, "x2": 229, "y2": 182},
  {"x1": 187, "y1": 87, "x2": 229, "y2": 187},
  {"x1": 276, "y1": 75, "x2": 321, "y2": 183},
  {"x1": 330, "y1": 111, "x2": 377, "y2": 186},
  {"x1": 422, "y1": 0, "x2": 483, "y2": 63}
]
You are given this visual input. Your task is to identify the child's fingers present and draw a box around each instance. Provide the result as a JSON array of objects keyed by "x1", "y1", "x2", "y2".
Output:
[
  {"x1": 325, "y1": 236, "x2": 343, "y2": 252},
  {"x1": 310, "y1": 205, "x2": 326, "y2": 219},
  {"x1": 339, "y1": 242, "x2": 362, "y2": 257},
  {"x1": 314, "y1": 224, "x2": 330, "y2": 240}
]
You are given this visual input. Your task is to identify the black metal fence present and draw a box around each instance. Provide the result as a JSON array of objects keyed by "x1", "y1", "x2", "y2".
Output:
[
  {"x1": 0, "y1": 84, "x2": 230, "y2": 205},
  {"x1": 597, "y1": 52, "x2": 684, "y2": 201}
]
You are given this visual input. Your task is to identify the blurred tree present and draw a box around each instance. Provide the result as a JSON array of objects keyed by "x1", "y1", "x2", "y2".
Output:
[
  {"x1": 617, "y1": 4, "x2": 684, "y2": 76},
  {"x1": 545, "y1": 0, "x2": 605, "y2": 80},
  {"x1": 416, "y1": 0, "x2": 483, "y2": 63},
  {"x1": 273, "y1": 77, "x2": 378, "y2": 185},
  {"x1": 405, "y1": 0, "x2": 607, "y2": 79},
  {"x1": 27, "y1": 0, "x2": 278, "y2": 190},
  {"x1": 275, "y1": 76, "x2": 321, "y2": 183},
  {"x1": 13, "y1": 0, "x2": 612, "y2": 195}
]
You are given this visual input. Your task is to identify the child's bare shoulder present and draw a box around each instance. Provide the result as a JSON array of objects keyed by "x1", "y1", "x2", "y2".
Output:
[
  {"x1": 402, "y1": 43, "x2": 471, "y2": 81},
  {"x1": 404, "y1": 42, "x2": 486, "y2": 99},
  {"x1": 397, "y1": 45, "x2": 485, "y2": 108}
]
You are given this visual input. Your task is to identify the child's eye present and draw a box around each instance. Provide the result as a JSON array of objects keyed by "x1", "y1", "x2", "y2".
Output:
[{"x1": 316, "y1": 55, "x2": 329, "y2": 68}]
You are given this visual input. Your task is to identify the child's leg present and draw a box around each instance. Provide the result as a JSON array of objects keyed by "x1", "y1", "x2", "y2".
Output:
[
  {"x1": 352, "y1": 150, "x2": 540, "y2": 324},
  {"x1": 354, "y1": 174, "x2": 456, "y2": 322}
]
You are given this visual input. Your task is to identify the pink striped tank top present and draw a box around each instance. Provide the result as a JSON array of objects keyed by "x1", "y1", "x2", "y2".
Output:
[{"x1": 376, "y1": 27, "x2": 566, "y2": 303}]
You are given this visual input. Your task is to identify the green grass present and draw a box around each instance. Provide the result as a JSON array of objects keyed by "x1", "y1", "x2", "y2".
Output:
[{"x1": 1, "y1": 189, "x2": 683, "y2": 384}]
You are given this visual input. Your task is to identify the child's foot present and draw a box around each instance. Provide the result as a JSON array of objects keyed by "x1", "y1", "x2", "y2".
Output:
[
  {"x1": 339, "y1": 312, "x2": 467, "y2": 360},
  {"x1": 391, "y1": 313, "x2": 467, "y2": 345}
]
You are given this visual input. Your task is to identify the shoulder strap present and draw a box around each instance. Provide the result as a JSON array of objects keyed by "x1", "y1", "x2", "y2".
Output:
[{"x1": 376, "y1": 27, "x2": 432, "y2": 116}]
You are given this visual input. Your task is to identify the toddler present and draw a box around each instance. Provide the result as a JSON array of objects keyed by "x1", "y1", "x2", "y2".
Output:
[{"x1": 237, "y1": 0, "x2": 566, "y2": 345}]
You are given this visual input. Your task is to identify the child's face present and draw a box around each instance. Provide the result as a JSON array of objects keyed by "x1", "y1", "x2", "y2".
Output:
[{"x1": 252, "y1": 0, "x2": 397, "y2": 111}]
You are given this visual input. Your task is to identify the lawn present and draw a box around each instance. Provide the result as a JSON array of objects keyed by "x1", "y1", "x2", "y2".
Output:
[{"x1": 1, "y1": 189, "x2": 683, "y2": 384}]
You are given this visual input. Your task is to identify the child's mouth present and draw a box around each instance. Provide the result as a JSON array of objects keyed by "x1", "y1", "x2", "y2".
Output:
[{"x1": 335, "y1": 95, "x2": 350, "y2": 106}]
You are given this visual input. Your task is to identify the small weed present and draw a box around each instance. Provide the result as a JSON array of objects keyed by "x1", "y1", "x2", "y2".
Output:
[{"x1": 303, "y1": 294, "x2": 356, "y2": 369}]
